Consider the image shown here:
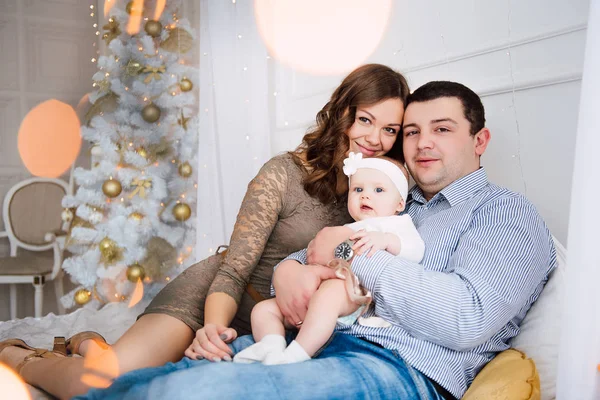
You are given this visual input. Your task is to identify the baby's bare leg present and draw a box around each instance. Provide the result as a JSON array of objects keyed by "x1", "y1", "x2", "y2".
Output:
[
  {"x1": 250, "y1": 299, "x2": 286, "y2": 341},
  {"x1": 233, "y1": 299, "x2": 288, "y2": 364},
  {"x1": 295, "y1": 279, "x2": 359, "y2": 357}
]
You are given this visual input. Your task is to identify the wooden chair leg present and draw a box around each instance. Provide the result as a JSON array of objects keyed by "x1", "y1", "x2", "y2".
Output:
[
  {"x1": 54, "y1": 272, "x2": 66, "y2": 315},
  {"x1": 9, "y1": 284, "x2": 17, "y2": 320},
  {"x1": 33, "y1": 278, "x2": 44, "y2": 318}
]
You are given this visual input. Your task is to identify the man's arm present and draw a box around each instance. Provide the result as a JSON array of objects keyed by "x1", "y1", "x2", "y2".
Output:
[{"x1": 351, "y1": 198, "x2": 554, "y2": 351}]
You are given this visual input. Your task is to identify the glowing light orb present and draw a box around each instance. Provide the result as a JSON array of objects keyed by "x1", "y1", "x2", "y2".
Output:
[
  {"x1": 254, "y1": 0, "x2": 392, "y2": 75},
  {"x1": 0, "y1": 363, "x2": 31, "y2": 400},
  {"x1": 18, "y1": 99, "x2": 81, "y2": 178}
]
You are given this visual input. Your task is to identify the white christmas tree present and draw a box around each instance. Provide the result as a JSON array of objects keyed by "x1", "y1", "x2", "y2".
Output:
[{"x1": 61, "y1": 0, "x2": 198, "y2": 309}]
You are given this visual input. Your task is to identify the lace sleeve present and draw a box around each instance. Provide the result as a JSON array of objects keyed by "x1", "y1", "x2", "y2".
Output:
[{"x1": 207, "y1": 156, "x2": 288, "y2": 305}]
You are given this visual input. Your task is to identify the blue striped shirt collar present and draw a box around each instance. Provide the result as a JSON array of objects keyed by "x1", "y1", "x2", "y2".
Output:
[{"x1": 408, "y1": 167, "x2": 489, "y2": 207}]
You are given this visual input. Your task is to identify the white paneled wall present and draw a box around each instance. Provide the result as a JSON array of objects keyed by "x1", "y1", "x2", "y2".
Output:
[
  {"x1": 0, "y1": 0, "x2": 98, "y2": 320},
  {"x1": 268, "y1": 0, "x2": 589, "y2": 246}
]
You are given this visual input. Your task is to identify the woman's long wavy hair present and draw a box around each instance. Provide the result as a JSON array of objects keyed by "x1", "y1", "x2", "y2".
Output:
[{"x1": 292, "y1": 64, "x2": 410, "y2": 205}]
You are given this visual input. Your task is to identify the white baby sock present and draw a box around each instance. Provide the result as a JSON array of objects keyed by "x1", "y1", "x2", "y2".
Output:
[
  {"x1": 233, "y1": 334, "x2": 287, "y2": 364},
  {"x1": 263, "y1": 340, "x2": 310, "y2": 365}
]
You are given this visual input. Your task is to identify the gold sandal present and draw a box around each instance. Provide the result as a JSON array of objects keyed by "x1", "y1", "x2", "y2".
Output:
[
  {"x1": 53, "y1": 331, "x2": 108, "y2": 356},
  {"x1": 0, "y1": 339, "x2": 62, "y2": 374}
]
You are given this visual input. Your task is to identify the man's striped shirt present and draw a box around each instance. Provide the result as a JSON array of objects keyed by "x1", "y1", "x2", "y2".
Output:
[{"x1": 282, "y1": 168, "x2": 556, "y2": 398}]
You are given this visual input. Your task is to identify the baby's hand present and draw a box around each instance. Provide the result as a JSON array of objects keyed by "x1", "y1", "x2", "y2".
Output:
[{"x1": 349, "y1": 230, "x2": 392, "y2": 257}]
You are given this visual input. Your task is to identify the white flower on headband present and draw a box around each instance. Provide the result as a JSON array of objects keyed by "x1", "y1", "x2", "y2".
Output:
[{"x1": 343, "y1": 152, "x2": 363, "y2": 176}]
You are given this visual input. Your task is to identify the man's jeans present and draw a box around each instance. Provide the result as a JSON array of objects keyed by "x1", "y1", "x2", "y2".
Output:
[{"x1": 78, "y1": 333, "x2": 445, "y2": 400}]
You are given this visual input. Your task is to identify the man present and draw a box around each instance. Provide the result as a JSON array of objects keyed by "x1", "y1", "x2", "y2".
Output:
[{"x1": 81, "y1": 82, "x2": 556, "y2": 400}]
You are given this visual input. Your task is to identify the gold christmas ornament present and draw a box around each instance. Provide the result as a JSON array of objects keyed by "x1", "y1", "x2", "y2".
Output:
[
  {"x1": 177, "y1": 112, "x2": 190, "y2": 130},
  {"x1": 102, "y1": 18, "x2": 121, "y2": 45},
  {"x1": 125, "y1": 1, "x2": 142, "y2": 15},
  {"x1": 160, "y1": 28, "x2": 194, "y2": 53},
  {"x1": 142, "y1": 103, "x2": 161, "y2": 123},
  {"x1": 144, "y1": 20, "x2": 162, "y2": 37},
  {"x1": 99, "y1": 237, "x2": 121, "y2": 264},
  {"x1": 178, "y1": 162, "x2": 193, "y2": 178},
  {"x1": 61, "y1": 208, "x2": 74, "y2": 223},
  {"x1": 129, "y1": 211, "x2": 144, "y2": 220},
  {"x1": 102, "y1": 179, "x2": 122, "y2": 198},
  {"x1": 137, "y1": 147, "x2": 148, "y2": 158},
  {"x1": 179, "y1": 78, "x2": 193, "y2": 92},
  {"x1": 126, "y1": 263, "x2": 146, "y2": 282},
  {"x1": 83, "y1": 92, "x2": 119, "y2": 126},
  {"x1": 74, "y1": 289, "x2": 92, "y2": 305},
  {"x1": 173, "y1": 203, "x2": 192, "y2": 221},
  {"x1": 129, "y1": 178, "x2": 152, "y2": 198},
  {"x1": 142, "y1": 65, "x2": 166, "y2": 83},
  {"x1": 125, "y1": 59, "x2": 144, "y2": 76}
]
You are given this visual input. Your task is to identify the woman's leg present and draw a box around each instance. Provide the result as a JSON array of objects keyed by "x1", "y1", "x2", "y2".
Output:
[
  {"x1": 1, "y1": 253, "x2": 230, "y2": 399},
  {"x1": 1, "y1": 313, "x2": 193, "y2": 399}
]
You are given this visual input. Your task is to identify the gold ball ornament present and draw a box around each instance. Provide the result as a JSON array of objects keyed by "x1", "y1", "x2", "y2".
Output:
[
  {"x1": 74, "y1": 289, "x2": 92, "y2": 305},
  {"x1": 178, "y1": 162, "x2": 193, "y2": 178},
  {"x1": 61, "y1": 208, "x2": 74, "y2": 223},
  {"x1": 126, "y1": 263, "x2": 146, "y2": 282},
  {"x1": 144, "y1": 20, "x2": 162, "y2": 37},
  {"x1": 129, "y1": 211, "x2": 144, "y2": 220},
  {"x1": 137, "y1": 147, "x2": 148, "y2": 158},
  {"x1": 125, "y1": 1, "x2": 142, "y2": 15},
  {"x1": 142, "y1": 103, "x2": 161, "y2": 123},
  {"x1": 99, "y1": 237, "x2": 116, "y2": 252},
  {"x1": 102, "y1": 179, "x2": 122, "y2": 198},
  {"x1": 179, "y1": 78, "x2": 193, "y2": 92},
  {"x1": 125, "y1": 60, "x2": 143, "y2": 76},
  {"x1": 173, "y1": 203, "x2": 192, "y2": 221}
]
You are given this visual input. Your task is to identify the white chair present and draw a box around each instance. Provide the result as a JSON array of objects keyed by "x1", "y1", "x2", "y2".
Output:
[{"x1": 0, "y1": 177, "x2": 69, "y2": 319}]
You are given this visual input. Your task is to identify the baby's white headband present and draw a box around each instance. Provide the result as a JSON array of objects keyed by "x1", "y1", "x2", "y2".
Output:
[{"x1": 342, "y1": 152, "x2": 408, "y2": 200}]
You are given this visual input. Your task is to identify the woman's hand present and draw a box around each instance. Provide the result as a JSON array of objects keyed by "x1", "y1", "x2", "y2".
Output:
[
  {"x1": 184, "y1": 323, "x2": 238, "y2": 362},
  {"x1": 272, "y1": 260, "x2": 338, "y2": 326},
  {"x1": 350, "y1": 230, "x2": 391, "y2": 257}
]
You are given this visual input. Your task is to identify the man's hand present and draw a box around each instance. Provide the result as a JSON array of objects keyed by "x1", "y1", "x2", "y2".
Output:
[
  {"x1": 307, "y1": 226, "x2": 354, "y2": 265},
  {"x1": 272, "y1": 260, "x2": 338, "y2": 326}
]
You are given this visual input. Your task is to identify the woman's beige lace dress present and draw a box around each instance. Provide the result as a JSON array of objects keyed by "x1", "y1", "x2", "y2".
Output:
[{"x1": 141, "y1": 153, "x2": 352, "y2": 334}]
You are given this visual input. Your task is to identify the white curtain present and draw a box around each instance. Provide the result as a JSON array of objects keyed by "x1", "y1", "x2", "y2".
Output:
[{"x1": 196, "y1": 0, "x2": 272, "y2": 259}]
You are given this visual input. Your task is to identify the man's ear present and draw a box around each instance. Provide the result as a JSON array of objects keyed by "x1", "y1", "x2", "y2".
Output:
[{"x1": 474, "y1": 128, "x2": 491, "y2": 157}]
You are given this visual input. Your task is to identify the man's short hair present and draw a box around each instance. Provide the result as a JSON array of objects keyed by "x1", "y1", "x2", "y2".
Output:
[{"x1": 406, "y1": 81, "x2": 485, "y2": 135}]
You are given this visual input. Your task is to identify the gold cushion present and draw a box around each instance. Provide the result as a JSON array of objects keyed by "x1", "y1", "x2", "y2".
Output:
[{"x1": 462, "y1": 349, "x2": 540, "y2": 400}]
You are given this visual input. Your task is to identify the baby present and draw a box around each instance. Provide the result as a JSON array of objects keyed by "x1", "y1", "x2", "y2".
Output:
[{"x1": 234, "y1": 152, "x2": 424, "y2": 365}]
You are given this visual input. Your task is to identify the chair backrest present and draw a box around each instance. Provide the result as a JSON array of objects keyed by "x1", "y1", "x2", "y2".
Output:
[{"x1": 2, "y1": 177, "x2": 69, "y2": 255}]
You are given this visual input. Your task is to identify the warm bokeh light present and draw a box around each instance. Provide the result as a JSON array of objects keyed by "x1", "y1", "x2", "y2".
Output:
[
  {"x1": 254, "y1": 0, "x2": 392, "y2": 75},
  {"x1": 154, "y1": 0, "x2": 166, "y2": 20},
  {"x1": 0, "y1": 363, "x2": 31, "y2": 400},
  {"x1": 128, "y1": 279, "x2": 144, "y2": 308},
  {"x1": 75, "y1": 93, "x2": 91, "y2": 124},
  {"x1": 103, "y1": 0, "x2": 115, "y2": 17},
  {"x1": 126, "y1": 0, "x2": 144, "y2": 35},
  {"x1": 17, "y1": 99, "x2": 81, "y2": 178},
  {"x1": 81, "y1": 344, "x2": 119, "y2": 389}
]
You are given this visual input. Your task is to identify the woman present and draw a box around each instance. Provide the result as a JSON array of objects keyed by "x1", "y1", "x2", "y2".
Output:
[{"x1": 0, "y1": 63, "x2": 409, "y2": 399}]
